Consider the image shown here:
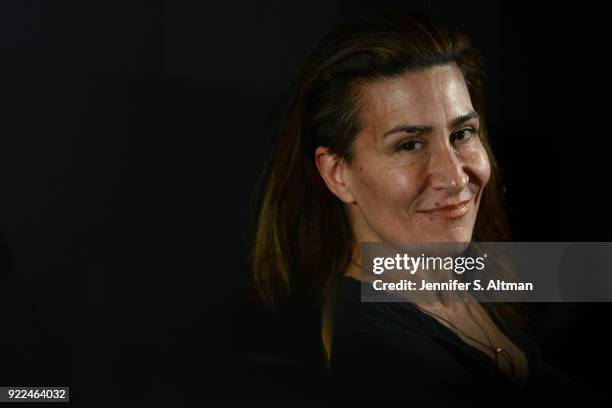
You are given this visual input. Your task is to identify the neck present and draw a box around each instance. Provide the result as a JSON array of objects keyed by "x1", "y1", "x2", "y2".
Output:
[
  {"x1": 344, "y1": 239, "x2": 473, "y2": 312},
  {"x1": 344, "y1": 240, "x2": 362, "y2": 279}
]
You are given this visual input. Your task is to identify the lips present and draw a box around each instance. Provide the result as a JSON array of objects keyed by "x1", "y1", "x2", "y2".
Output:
[{"x1": 419, "y1": 200, "x2": 471, "y2": 220}]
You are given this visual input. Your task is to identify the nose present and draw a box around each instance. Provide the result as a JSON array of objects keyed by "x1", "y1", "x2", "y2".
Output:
[{"x1": 428, "y1": 143, "x2": 469, "y2": 192}]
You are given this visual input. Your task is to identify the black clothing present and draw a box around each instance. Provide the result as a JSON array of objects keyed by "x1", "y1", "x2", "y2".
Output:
[{"x1": 329, "y1": 276, "x2": 601, "y2": 406}]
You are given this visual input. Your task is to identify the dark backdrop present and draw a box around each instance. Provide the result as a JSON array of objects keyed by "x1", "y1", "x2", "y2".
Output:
[{"x1": 1, "y1": 1, "x2": 610, "y2": 406}]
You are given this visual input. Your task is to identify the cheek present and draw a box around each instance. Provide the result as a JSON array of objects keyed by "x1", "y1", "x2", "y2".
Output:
[
  {"x1": 394, "y1": 170, "x2": 424, "y2": 203},
  {"x1": 354, "y1": 167, "x2": 390, "y2": 199},
  {"x1": 464, "y1": 145, "x2": 491, "y2": 185},
  {"x1": 355, "y1": 164, "x2": 422, "y2": 207},
  {"x1": 476, "y1": 152, "x2": 491, "y2": 185}
]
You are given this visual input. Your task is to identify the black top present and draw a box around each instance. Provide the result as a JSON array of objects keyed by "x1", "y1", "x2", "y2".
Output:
[{"x1": 329, "y1": 276, "x2": 598, "y2": 406}]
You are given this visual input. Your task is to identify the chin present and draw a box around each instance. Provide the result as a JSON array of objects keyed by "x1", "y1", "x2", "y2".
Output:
[
  {"x1": 428, "y1": 230, "x2": 473, "y2": 243},
  {"x1": 447, "y1": 232, "x2": 473, "y2": 242}
]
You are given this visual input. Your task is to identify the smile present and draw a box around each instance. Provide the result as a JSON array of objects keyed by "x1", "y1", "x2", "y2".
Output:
[{"x1": 420, "y1": 200, "x2": 470, "y2": 220}]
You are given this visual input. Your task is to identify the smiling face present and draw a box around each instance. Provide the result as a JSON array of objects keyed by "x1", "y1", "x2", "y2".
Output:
[{"x1": 316, "y1": 63, "x2": 491, "y2": 244}]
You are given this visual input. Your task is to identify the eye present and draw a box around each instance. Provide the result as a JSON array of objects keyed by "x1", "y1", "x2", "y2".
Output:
[
  {"x1": 398, "y1": 140, "x2": 425, "y2": 152},
  {"x1": 452, "y1": 128, "x2": 478, "y2": 143}
]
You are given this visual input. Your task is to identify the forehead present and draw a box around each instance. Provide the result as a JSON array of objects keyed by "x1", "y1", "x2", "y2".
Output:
[{"x1": 357, "y1": 63, "x2": 474, "y2": 130}]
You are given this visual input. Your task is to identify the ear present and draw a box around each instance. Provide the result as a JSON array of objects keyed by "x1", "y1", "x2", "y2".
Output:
[{"x1": 314, "y1": 146, "x2": 356, "y2": 204}]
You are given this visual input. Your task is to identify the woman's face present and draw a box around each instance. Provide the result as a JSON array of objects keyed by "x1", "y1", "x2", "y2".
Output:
[{"x1": 318, "y1": 63, "x2": 490, "y2": 244}]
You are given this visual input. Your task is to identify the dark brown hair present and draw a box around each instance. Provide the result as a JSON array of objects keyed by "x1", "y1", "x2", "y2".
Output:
[{"x1": 247, "y1": 14, "x2": 523, "y2": 361}]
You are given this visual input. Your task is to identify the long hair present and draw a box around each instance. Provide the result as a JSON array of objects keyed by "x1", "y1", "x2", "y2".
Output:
[{"x1": 247, "y1": 14, "x2": 523, "y2": 364}]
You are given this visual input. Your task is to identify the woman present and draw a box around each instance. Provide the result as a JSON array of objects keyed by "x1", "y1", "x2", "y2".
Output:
[{"x1": 248, "y1": 14, "x2": 593, "y2": 405}]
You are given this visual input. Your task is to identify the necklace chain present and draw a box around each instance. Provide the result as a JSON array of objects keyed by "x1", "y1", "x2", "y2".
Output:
[
  {"x1": 349, "y1": 258, "x2": 518, "y2": 382},
  {"x1": 414, "y1": 300, "x2": 518, "y2": 383}
]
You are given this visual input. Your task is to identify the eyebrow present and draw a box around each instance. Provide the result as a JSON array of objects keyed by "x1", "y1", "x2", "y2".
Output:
[{"x1": 382, "y1": 111, "x2": 480, "y2": 139}]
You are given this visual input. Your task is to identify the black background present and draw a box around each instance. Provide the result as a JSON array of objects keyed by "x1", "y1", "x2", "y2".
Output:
[{"x1": 1, "y1": 1, "x2": 610, "y2": 406}]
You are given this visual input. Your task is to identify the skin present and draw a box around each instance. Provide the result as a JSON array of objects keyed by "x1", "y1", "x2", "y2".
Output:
[
  {"x1": 316, "y1": 62, "x2": 489, "y2": 246},
  {"x1": 315, "y1": 63, "x2": 529, "y2": 384}
]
